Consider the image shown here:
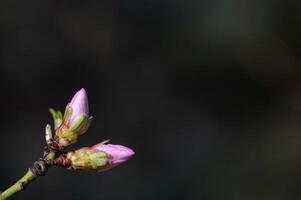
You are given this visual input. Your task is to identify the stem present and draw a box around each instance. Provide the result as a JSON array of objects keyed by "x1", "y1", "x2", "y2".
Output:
[
  {"x1": 0, "y1": 169, "x2": 37, "y2": 200},
  {"x1": 0, "y1": 150, "x2": 57, "y2": 200}
]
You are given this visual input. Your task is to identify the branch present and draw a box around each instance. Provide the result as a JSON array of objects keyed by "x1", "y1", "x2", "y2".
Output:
[
  {"x1": 0, "y1": 169, "x2": 37, "y2": 200},
  {"x1": 0, "y1": 150, "x2": 57, "y2": 200}
]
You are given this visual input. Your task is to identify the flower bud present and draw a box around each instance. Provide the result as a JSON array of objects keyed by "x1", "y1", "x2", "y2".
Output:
[
  {"x1": 92, "y1": 142, "x2": 135, "y2": 171},
  {"x1": 68, "y1": 88, "x2": 89, "y2": 126},
  {"x1": 54, "y1": 88, "x2": 92, "y2": 149},
  {"x1": 56, "y1": 141, "x2": 134, "y2": 171}
]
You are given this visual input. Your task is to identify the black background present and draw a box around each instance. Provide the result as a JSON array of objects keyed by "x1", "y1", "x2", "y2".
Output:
[{"x1": 1, "y1": 0, "x2": 301, "y2": 199}]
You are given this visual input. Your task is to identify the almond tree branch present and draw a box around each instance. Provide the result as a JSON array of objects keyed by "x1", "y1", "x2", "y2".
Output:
[{"x1": 0, "y1": 150, "x2": 57, "y2": 200}]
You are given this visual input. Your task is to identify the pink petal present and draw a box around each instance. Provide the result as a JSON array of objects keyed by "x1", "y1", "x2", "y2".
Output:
[
  {"x1": 69, "y1": 88, "x2": 89, "y2": 125},
  {"x1": 92, "y1": 143, "x2": 135, "y2": 165}
]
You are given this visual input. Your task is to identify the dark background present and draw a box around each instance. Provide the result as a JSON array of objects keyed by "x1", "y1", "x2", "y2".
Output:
[{"x1": 1, "y1": 0, "x2": 301, "y2": 199}]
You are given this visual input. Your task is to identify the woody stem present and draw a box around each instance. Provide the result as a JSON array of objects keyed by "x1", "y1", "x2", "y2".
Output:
[{"x1": 0, "y1": 150, "x2": 57, "y2": 200}]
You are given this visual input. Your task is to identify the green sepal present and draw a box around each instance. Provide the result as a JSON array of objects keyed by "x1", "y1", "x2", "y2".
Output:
[
  {"x1": 63, "y1": 105, "x2": 73, "y2": 125},
  {"x1": 89, "y1": 152, "x2": 108, "y2": 169},
  {"x1": 59, "y1": 114, "x2": 88, "y2": 141},
  {"x1": 60, "y1": 131, "x2": 78, "y2": 145},
  {"x1": 80, "y1": 116, "x2": 93, "y2": 134},
  {"x1": 49, "y1": 108, "x2": 63, "y2": 129},
  {"x1": 70, "y1": 151, "x2": 108, "y2": 170},
  {"x1": 69, "y1": 114, "x2": 88, "y2": 133}
]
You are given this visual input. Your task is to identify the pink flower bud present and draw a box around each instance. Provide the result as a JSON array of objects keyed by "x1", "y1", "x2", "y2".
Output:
[
  {"x1": 92, "y1": 143, "x2": 135, "y2": 171},
  {"x1": 55, "y1": 142, "x2": 134, "y2": 171},
  {"x1": 53, "y1": 88, "x2": 92, "y2": 150},
  {"x1": 69, "y1": 88, "x2": 89, "y2": 126}
]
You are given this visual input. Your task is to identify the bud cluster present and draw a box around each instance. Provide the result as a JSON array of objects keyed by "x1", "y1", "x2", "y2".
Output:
[{"x1": 46, "y1": 88, "x2": 134, "y2": 172}]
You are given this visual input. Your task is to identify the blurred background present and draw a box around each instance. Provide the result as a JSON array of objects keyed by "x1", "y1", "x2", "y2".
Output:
[{"x1": 1, "y1": 0, "x2": 301, "y2": 199}]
